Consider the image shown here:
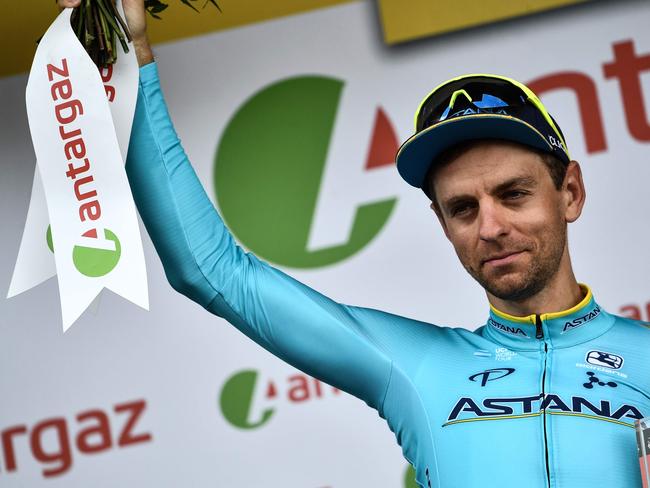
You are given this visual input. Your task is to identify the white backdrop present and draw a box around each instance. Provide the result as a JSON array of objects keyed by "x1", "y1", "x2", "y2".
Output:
[{"x1": 1, "y1": 1, "x2": 649, "y2": 486}]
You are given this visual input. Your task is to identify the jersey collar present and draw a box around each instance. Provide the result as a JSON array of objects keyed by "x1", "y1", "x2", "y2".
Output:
[{"x1": 482, "y1": 285, "x2": 615, "y2": 350}]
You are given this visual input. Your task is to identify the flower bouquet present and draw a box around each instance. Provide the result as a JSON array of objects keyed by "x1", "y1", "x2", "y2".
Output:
[{"x1": 70, "y1": 0, "x2": 220, "y2": 67}]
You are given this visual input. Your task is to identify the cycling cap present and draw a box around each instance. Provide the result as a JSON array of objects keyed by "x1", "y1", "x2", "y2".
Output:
[{"x1": 395, "y1": 74, "x2": 571, "y2": 190}]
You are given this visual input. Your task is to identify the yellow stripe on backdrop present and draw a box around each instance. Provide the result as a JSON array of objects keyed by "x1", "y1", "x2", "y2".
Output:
[
  {"x1": 1, "y1": 0, "x2": 356, "y2": 79},
  {"x1": 377, "y1": 0, "x2": 591, "y2": 44}
]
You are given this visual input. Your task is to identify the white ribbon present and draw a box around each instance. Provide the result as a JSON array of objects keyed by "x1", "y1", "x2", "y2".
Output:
[{"x1": 14, "y1": 4, "x2": 147, "y2": 331}]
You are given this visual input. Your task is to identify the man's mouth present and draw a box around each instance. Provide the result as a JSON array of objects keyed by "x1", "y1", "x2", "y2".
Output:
[{"x1": 482, "y1": 251, "x2": 525, "y2": 267}]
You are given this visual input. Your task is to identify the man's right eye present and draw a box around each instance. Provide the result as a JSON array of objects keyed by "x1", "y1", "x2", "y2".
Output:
[{"x1": 450, "y1": 203, "x2": 474, "y2": 217}]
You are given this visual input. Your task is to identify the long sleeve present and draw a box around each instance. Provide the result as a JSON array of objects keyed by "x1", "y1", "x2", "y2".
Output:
[{"x1": 125, "y1": 62, "x2": 394, "y2": 410}]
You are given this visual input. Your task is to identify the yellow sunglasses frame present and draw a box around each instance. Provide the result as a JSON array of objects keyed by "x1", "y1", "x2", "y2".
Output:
[{"x1": 414, "y1": 73, "x2": 570, "y2": 158}]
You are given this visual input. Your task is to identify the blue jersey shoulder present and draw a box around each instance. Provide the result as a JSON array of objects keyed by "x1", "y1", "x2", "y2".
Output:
[{"x1": 610, "y1": 313, "x2": 650, "y2": 335}]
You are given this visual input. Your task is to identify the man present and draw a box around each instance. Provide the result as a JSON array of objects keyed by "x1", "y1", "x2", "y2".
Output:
[{"x1": 57, "y1": 1, "x2": 650, "y2": 486}]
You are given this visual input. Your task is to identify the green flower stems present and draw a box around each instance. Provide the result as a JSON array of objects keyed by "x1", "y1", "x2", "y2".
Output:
[{"x1": 68, "y1": 0, "x2": 220, "y2": 67}]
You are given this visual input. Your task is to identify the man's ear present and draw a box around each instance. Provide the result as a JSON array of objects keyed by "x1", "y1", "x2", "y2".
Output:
[
  {"x1": 430, "y1": 201, "x2": 451, "y2": 240},
  {"x1": 563, "y1": 161, "x2": 586, "y2": 223}
]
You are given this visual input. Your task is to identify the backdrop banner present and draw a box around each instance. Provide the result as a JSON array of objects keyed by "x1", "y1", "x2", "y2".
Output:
[{"x1": 1, "y1": 1, "x2": 648, "y2": 486}]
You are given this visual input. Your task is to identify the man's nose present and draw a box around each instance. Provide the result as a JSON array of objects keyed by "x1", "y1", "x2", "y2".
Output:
[{"x1": 478, "y1": 202, "x2": 508, "y2": 241}]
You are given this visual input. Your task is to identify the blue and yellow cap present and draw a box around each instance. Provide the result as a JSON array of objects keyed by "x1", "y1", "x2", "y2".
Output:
[{"x1": 395, "y1": 74, "x2": 571, "y2": 192}]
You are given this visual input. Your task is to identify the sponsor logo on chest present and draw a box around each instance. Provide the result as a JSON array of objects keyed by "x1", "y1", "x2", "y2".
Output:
[
  {"x1": 445, "y1": 393, "x2": 643, "y2": 427},
  {"x1": 576, "y1": 350, "x2": 628, "y2": 378}
]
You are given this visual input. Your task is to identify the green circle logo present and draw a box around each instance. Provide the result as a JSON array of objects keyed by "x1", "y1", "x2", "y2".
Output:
[
  {"x1": 46, "y1": 225, "x2": 54, "y2": 253},
  {"x1": 404, "y1": 465, "x2": 418, "y2": 488},
  {"x1": 214, "y1": 76, "x2": 398, "y2": 269},
  {"x1": 72, "y1": 228, "x2": 121, "y2": 277},
  {"x1": 219, "y1": 370, "x2": 275, "y2": 430}
]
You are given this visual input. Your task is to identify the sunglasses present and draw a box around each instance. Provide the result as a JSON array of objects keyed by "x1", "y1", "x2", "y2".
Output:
[{"x1": 414, "y1": 74, "x2": 569, "y2": 156}]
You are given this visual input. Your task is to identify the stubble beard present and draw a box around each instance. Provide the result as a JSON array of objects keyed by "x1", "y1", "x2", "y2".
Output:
[{"x1": 464, "y1": 226, "x2": 568, "y2": 303}]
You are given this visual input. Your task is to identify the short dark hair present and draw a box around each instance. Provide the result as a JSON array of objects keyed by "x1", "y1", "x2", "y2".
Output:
[{"x1": 425, "y1": 140, "x2": 568, "y2": 210}]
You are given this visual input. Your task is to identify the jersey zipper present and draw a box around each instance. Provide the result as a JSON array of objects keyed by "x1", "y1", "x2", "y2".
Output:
[{"x1": 536, "y1": 314, "x2": 551, "y2": 488}]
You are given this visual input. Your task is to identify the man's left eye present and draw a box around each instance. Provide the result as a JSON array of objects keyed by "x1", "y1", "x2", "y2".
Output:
[{"x1": 504, "y1": 190, "x2": 526, "y2": 200}]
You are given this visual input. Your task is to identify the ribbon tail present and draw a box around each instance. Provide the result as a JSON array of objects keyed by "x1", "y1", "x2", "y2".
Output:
[
  {"x1": 60, "y1": 281, "x2": 105, "y2": 332},
  {"x1": 7, "y1": 168, "x2": 56, "y2": 298}
]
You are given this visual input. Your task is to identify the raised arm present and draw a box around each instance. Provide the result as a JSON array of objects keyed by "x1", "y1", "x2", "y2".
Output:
[
  {"x1": 53, "y1": 0, "x2": 399, "y2": 410},
  {"x1": 129, "y1": 61, "x2": 395, "y2": 408}
]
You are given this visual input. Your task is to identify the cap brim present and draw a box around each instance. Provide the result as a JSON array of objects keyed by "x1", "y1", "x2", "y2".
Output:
[{"x1": 396, "y1": 114, "x2": 555, "y2": 189}]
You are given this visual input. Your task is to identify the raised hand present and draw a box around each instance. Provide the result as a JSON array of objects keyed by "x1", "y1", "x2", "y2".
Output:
[{"x1": 57, "y1": 0, "x2": 153, "y2": 66}]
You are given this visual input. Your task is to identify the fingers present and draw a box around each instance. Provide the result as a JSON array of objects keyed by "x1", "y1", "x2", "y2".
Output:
[{"x1": 58, "y1": 0, "x2": 81, "y2": 8}]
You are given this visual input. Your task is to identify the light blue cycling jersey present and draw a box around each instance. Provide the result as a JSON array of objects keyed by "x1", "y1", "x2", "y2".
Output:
[{"x1": 125, "y1": 62, "x2": 650, "y2": 488}]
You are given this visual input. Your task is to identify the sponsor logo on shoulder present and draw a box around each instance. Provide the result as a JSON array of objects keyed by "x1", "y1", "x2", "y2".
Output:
[
  {"x1": 488, "y1": 318, "x2": 530, "y2": 338},
  {"x1": 586, "y1": 350, "x2": 624, "y2": 369},
  {"x1": 562, "y1": 305, "x2": 601, "y2": 334}
]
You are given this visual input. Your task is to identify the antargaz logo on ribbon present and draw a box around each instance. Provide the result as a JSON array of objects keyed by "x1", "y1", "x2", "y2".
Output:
[
  {"x1": 214, "y1": 76, "x2": 398, "y2": 269},
  {"x1": 46, "y1": 224, "x2": 122, "y2": 277},
  {"x1": 73, "y1": 228, "x2": 121, "y2": 277}
]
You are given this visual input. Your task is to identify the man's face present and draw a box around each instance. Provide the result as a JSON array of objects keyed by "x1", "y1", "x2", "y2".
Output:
[{"x1": 431, "y1": 141, "x2": 573, "y2": 302}]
